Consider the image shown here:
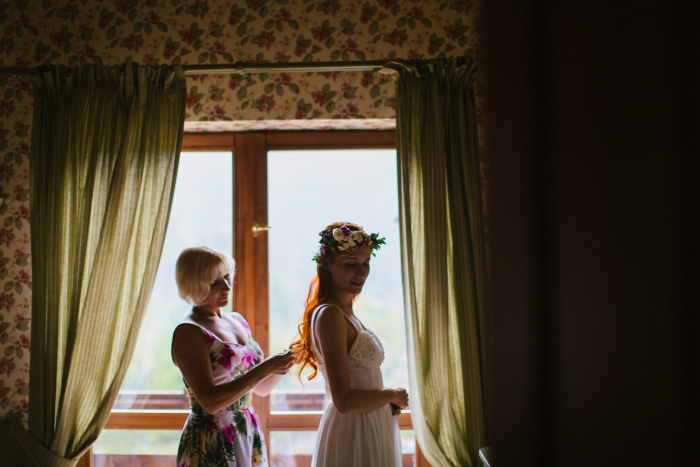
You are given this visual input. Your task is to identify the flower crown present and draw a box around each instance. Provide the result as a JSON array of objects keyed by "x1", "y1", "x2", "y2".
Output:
[{"x1": 313, "y1": 225, "x2": 386, "y2": 263}]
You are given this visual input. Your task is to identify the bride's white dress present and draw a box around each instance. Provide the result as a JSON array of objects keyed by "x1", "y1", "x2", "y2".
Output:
[{"x1": 310, "y1": 305, "x2": 402, "y2": 467}]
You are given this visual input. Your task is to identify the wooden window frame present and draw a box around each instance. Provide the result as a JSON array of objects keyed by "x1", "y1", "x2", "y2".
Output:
[{"x1": 83, "y1": 131, "x2": 430, "y2": 467}]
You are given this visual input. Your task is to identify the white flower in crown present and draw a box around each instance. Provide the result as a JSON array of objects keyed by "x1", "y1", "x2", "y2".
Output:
[
  {"x1": 350, "y1": 231, "x2": 364, "y2": 244},
  {"x1": 332, "y1": 228, "x2": 345, "y2": 241}
]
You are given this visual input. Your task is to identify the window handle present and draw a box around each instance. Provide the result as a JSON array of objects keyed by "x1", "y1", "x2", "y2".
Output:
[{"x1": 251, "y1": 221, "x2": 272, "y2": 237}]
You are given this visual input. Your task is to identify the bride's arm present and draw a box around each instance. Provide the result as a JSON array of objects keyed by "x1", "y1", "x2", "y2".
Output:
[{"x1": 315, "y1": 306, "x2": 407, "y2": 414}]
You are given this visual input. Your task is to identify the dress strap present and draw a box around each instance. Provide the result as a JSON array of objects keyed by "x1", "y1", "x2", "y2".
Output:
[
  {"x1": 310, "y1": 304, "x2": 356, "y2": 355},
  {"x1": 171, "y1": 322, "x2": 215, "y2": 365},
  {"x1": 326, "y1": 303, "x2": 364, "y2": 331},
  {"x1": 231, "y1": 312, "x2": 252, "y2": 336},
  {"x1": 309, "y1": 305, "x2": 324, "y2": 356},
  {"x1": 174, "y1": 321, "x2": 216, "y2": 344}
]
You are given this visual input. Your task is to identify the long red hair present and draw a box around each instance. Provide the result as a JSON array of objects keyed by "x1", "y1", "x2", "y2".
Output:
[{"x1": 290, "y1": 222, "x2": 363, "y2": 381}]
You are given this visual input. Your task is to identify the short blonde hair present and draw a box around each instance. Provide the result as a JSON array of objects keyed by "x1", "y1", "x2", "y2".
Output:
[{"x1": 176, "y1": 246, "x2": 236, "y2": 306}]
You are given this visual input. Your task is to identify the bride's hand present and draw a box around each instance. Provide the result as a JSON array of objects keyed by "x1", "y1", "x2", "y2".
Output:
[
  {"x1": 392, "y1": 388, "x2": 409, "y2": 409},
  {"x1": 390, "y1": 403, "x2": 402, "y2": 416}
]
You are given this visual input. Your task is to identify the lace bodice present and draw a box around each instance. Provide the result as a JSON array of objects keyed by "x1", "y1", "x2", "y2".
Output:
[
  {"x1": 310, "y1": 304, "x2": 386, "y2": 392},
  {"x1": 349, "y1": 329, "x2": 385, "y2": 370}
]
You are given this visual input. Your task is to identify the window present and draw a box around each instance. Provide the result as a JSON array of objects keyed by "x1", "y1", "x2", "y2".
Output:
[{"x1": 86, "y1": 132, "x2": 430, "y2": 467}]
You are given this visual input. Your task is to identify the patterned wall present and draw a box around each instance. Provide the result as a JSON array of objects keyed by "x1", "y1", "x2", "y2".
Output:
[
  {"x1": 0, "y1": 79, "x2": 32, "y2": 419},
  {"x1": 0, "y1": 0, "x2": 482, "y2": 420}
]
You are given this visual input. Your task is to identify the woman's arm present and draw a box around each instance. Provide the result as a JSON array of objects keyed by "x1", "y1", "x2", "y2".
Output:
[
  {"x1": 315, "y1": 306, "x2": 408, "y2": 414},
  {"x1": 253, "y1": 349, "x2": 293, "y2": 396},
  {"x1": 228, "y1": 312, "x2": 291, "y2": 397},
  {"x1": 172, "y1": 324, "x2": 292, "y2": 413},
  {"x1": 253, "y1": 372, "x2": 284, "y2": 397}
]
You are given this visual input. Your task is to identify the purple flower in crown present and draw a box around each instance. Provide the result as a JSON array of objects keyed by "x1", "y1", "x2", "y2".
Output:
[
  {"x1": 339, "y1": 225, "x2": 352, "y2": 236},
  {"x1": 321, "y1": 244, "x2": 327, "y2": 255}
]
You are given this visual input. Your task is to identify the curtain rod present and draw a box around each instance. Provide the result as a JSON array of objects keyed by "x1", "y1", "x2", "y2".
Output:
[
  {"x1": 183, "y1": 60, "x2": 392, "y2": 74},
  {"x1": 0, "y1": 60, "x2": 397, "y2": 77}
]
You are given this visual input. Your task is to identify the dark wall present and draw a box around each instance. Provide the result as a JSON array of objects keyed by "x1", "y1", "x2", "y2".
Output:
[{"x1": 483, "y1": 1, "x2": 699, "y2": 465}]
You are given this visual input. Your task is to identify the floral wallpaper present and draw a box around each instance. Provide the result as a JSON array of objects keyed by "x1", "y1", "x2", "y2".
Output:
[
  {"x1": 0, "y1": 75, "x2": 32, "y2": 420},
  {"x1": 0, "y1": 0, "x2": 482, "y2": 123},
  {"x1": 0, "y1": 0, "x2": 482, "y2": 422}
]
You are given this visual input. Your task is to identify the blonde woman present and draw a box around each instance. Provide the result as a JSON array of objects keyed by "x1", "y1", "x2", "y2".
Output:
[{"x1": 171, "y1": 246, "x2": 294, "y2": 466}]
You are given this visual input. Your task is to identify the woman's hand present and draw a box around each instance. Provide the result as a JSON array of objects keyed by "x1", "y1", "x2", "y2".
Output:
[
  {"x1": 252, "y1": 349, "x2": 294, "y2": 396},
  {"x1": 261, "y1": 349, "x2": 295, "y2": 376}
]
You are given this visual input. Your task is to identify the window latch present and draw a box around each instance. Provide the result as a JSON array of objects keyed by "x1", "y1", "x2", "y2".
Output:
[{"x1": 251, "y1": 221, "x2": 272, "y2": 237}]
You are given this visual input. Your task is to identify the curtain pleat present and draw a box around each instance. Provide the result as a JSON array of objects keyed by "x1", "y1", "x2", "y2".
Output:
[
  {"x1": 389, "y1": 57, "x2": 486, "y2": 467},
  {"x1": 6, "y1": 63, "x2": 185, "y2": 465}
]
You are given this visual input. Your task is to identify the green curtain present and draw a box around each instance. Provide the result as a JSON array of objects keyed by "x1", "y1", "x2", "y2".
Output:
[
  {"x1": 389, "y1": 57, "x2": 486, "y2": 466},
  {"x1": 4, "y1": 63, "x2": 185, "y2": 466}
]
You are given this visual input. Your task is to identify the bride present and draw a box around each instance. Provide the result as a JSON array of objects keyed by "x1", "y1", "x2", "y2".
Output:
[{"x1": 291, "y1": 222, "x2": 408, "y2": 466}]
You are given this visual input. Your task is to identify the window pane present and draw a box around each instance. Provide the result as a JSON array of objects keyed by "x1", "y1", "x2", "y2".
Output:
[
  {"x1": 400, "y1": 430, "x2": 418, "y2": 467},
  {"x1": 118, "y1": 152, "x2": 233, "y2": 405},
  {"x1": 267, "y1": 150, "x2": 408, "y2": 411},
  {"x1": 269, "y1": 431, "x2": 317, "y2": 467},
  {"x1": 400, "y1": 430, "x2": 416, "y2": 455},
  {"x1": 92, "y1": 429, "x2": 181, "y2": 466}
]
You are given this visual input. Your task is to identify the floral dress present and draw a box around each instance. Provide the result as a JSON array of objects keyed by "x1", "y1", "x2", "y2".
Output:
[{"x1": 175, "y1": 313, "x2": 267, "y2": 467}]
